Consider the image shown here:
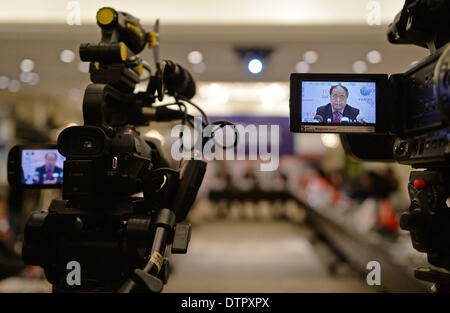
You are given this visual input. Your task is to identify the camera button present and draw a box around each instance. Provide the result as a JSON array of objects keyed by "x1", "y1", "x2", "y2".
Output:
[{"x1": 414, "y1": 179, "x2": 426, "y2": 190}]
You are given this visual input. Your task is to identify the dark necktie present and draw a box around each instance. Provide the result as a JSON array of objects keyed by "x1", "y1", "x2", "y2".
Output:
[
  {"x1": 45, "y1": 167, "x2": 54, "y2": 181},
  {"x1": 333, "y1": 111, "x2": 342, "y2": 123}
]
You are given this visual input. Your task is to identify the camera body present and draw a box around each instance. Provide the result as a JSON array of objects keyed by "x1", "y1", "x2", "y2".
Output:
[
  {"x1": 290, "y1": 37, "x2": 450, "y2": 169},
  {"x1": 290, "y1": 0, "x2": 450, "y2": 282},
  {"x1": 9, "y1": 7, "x2": 206, "y2": 292},
  {"x1": 58, "y1": 125, "x2": 151, "y2": 201}
]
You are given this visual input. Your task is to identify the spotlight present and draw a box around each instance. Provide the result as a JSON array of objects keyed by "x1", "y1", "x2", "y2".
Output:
[
  {"x1": 366, "y1": 50, "x2": 382, "y2": 64},
  {"x1": 248, "y1": 58, "x2": 263, "y2": 74},
  {"x1": 303, "y1": 51, "x2": 319, "y2": 64},
  {"x1": 60, "y1": 49, "x2": 76, "y2": 63},
  {"x1": 352, "y1": 60, "x2": 367, "y2": 73},
  {"x1": 20, "y1": 59, "x2": 35, "y2": 72},
  {"x1": 321, "y1": 134, "x2": 340, "y2": 148},
  {"x1": 235, "y1": 47, "x2": 272, "y2": 76},
  {"x1": 187, "y1": 51, "x2": 203, "y2": 64},
  {"x1": 296, "y1": 61, "x2": 310, "y2": 73}
]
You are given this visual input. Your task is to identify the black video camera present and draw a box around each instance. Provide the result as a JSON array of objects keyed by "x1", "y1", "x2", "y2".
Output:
[
  {"x1": 290, "y1": 0, "x2": 450, "y2": 288},
  {"x1": 8, "y1": 7, "x2": 212, "y2": 293},
  {"x1": 290, "y1": 0, "x2": 450, "y2": 166}
]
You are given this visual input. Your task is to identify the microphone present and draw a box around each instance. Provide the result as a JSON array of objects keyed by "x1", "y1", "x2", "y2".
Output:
[
  {"x1": 356, "y1": 114, "x2": 367, "y2": 123},
  {"x1": 327, "y1": 118, "x2": 331, "y2": 123},
  {"x1": 161, "y1": 60, "x2": 196, "y2": 99},
  {"x1": 341, "y1": 117, "x2": 349, "y2": 123},
  {"x1": 313, "y1": 115, "x2": 323, "y2": 122}
]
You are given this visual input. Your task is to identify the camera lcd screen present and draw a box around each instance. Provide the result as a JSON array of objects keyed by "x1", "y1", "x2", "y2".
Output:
[
  {"x1": 21, "y1": 149, "x2": 65, "y2": 186},
  {"x1": 290, "y1": 74, "x2": 387, "y2": 133}
]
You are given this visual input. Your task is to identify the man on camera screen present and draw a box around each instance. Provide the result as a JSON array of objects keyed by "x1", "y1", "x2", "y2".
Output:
[{"x1": 315, "y1": 85, "x2": 359, "y2": 123}]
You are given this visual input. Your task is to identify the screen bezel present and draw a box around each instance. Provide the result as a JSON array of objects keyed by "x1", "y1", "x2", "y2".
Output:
[
  {"x1": 8, "y1": 144, "x2": 64, "y2": 189},
  {"x1": 289, "y1": 73, "x2": 388, "y2": 133}
]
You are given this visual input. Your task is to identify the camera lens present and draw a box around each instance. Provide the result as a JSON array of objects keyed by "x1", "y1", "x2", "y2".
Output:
[{"x1": 80, "y1": 137, "x2": 95, "y2": 150}]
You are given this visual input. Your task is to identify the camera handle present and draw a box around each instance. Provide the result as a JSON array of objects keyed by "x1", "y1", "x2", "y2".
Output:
[{"x1": 400, "y1": 170, "x2": 450, "y2": 292}]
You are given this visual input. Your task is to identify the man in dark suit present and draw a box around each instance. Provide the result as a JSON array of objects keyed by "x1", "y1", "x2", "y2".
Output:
[
  {"x1": 34, "y1": 152, "x2": 63, "y2": 184},
  {"x1": 315, "y1": 85, "x2": 359, "y2": 123}
]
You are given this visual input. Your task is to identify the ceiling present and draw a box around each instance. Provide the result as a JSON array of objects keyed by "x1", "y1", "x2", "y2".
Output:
[
  {"x1": 0, "y1": 0, "x2": 405, "y2": 25},
  {"x1": 0, "y1": 0, "x2": 430, "y2": 124},
  {"x1": 0, "y1": 23, "x2": 428, "y2": 89}
]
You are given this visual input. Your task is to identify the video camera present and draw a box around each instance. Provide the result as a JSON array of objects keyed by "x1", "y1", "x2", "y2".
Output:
[
  {"x1": 6, "y1": 7, "x2": 227, "y2": 292},
  {"x1": 290, "y1": 0, "x2": 450, "y2": 289}
]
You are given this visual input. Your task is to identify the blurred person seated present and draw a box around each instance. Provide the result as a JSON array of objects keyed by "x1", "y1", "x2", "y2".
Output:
[
  {"x1": 349, "y1": 169, "x2": 400, "y2": 236},
  {"x1": 0, "y1": 210, "x2": 25, "y2": 280},
  {"x1": 349, "y1": 170, "x2": 398, "y2": 200},
  {"x1": 297, "y1": 165, "x2": 349, "y2": 209}
]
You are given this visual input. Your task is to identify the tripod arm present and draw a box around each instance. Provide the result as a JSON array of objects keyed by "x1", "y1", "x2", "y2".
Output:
[
  {"x1": 119, "y1": 208, "x2": 175, "y2": 293},
  {"x1": 119, "y1": 160, "x2": 206, "y2": 293}
]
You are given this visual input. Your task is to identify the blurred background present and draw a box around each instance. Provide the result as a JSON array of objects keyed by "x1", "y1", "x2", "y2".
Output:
[{"x1": 0, "y1": 0, "x2": 433, "y2": 292}]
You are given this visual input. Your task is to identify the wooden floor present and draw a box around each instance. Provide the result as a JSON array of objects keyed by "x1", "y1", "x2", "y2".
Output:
[
  {"x1": 0, "y1": 220, "x2": 377, "y2": 293},
  {"x1": 164, "y1": 220, "x2": 376, "y2": 293}
]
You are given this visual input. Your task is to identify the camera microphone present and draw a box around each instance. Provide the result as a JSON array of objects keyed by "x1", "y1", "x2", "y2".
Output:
[
  {"x1": 313, "y1": 115, "x2": 323, "y2": 122},
  {"x1": 162, "y1": 60, "x2": 196, "y2": 99},
  {"x1": 356, "y1": 114, "x2": 367, "y2": 123}
]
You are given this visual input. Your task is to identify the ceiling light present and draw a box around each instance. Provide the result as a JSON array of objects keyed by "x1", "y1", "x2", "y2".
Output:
[
  {"x1": 366, "y1": 50, "x2": 382, "y2": 64},
  {"x1": 296, "y1": 61, "x2": 310, "y2": 73},
  {"x1": 20, "y1": 59, "x2": 35, "y2": 72},
  {"x1": 352, "y1": 60, "x2": 367, "y2": 73},
  {"x1": 248, "y1": 58, "x2": 263, "y2": 74},
  {"x1": 320, "y1": 134, "x2": 340, "y2": 148},
  {"x1": 60, "y1": 49, "x2": 76, "y2": 63},
  {"x1": 303, "y1": 51, "x2": 319, "y2": 64},
  {"x1": 187, "y1": 51, "x2": 203, "y2": 64}
]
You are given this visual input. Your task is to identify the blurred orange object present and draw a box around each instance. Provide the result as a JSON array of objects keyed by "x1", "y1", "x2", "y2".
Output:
[{"x1": 377, "y1": 199, "x2": 399, "y2": 232}]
